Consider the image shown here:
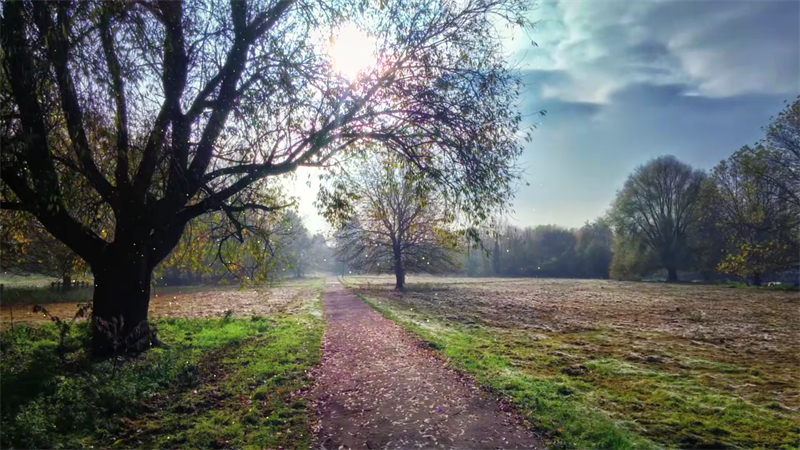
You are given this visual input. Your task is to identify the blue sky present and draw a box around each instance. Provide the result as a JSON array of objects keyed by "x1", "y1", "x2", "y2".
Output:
[{"x1": 292, "y1": 0, "x2": 800, "y2": 234}]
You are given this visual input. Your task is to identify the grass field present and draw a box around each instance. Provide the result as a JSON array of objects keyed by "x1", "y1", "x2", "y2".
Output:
[
  {"x1": 0, "y1": 273, "x2": 64, "y2": 288},
  {"x1": 345, "y1": 275, "x2": 800, "y2": 449},
  {"x1": 0, "y1": 278, "x2": 325, "y2": 449},
  {"x1": 0, "y1": 280, "x2": 320, "y2": 330},
  {"x1": 0, "y1": 274, "x2": 93, "y2": 310}
]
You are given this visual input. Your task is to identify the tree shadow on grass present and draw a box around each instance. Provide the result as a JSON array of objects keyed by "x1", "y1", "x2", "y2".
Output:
[{"x1": 0, "y1": 324, "x2": 93, "y2": 420}]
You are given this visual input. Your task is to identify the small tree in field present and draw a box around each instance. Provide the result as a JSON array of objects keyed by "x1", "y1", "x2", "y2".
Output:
[
  {"x1": 333, "y1": 159, "x2": 460, "y2": 290},
  {"x1": 610, "y1": 156, "x2": 705, "y2": 282},
  {"x1": 1, "y1": 0, "x2": 533, "y2": 353}
]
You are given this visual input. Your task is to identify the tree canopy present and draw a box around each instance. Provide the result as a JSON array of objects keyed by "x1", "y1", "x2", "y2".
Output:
[
  {"x1": 0, "y1": 0, "x2": 534, "y2": 353},
  {"x1": 333, "y1": 158, "x2": 460, "y2": 289},
  {"x1": 761, "y1": 97, "x2": 800, "y2": 209},
  {"x1": 610, "y1": 156, "x2": 705, "y2": 282},
  {"x1": 153, "y1": 205, "x2": 314, "y2": 285},
  {"x1": 707, "y1": 147, "x2": 799, "y2": 285}
]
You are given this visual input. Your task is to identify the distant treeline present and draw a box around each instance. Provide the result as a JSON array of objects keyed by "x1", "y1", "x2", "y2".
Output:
[
  {"x1": 467, "y1": 98, "x2": 800, "y2": 285},
  {"x1": 4, "y1": 99, "x2": 798, "y2": 287},
  {"x1": 463, "y1": 220, "x2": 613, "y2": 279}
]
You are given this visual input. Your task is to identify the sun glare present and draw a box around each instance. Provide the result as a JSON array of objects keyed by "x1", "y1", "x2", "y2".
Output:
[{"x1": 328, "y1": 24, "x2": 377, "y2": 79}]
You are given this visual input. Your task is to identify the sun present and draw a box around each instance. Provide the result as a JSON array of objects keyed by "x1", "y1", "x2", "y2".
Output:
[{"x1": 328, "y1": 24, "x2": 377, "y2": 79}]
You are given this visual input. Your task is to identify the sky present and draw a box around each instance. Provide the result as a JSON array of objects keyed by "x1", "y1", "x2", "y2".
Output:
[{"x1": 290, "y1": 0, "x2": 800, "y2": 235}]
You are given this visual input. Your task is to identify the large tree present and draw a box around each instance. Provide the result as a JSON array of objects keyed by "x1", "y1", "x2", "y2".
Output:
[
  {"x1": 686, "y1": 178, "x2": 730, "y2": 280},
  {"x1": 708, "y1": 147, "x2": 799, "y2": 285},
  {"x1": 333, "y1": 159, "x2": 460, "y2": 290},
  {"x1": 758, "y1": 97, "x2": 800, "y2": 209},
  {"x1": 610, "y1": 156, "x2": 705, "y2": 282},
  {"x1": 0, "y1": 0, "x2": 532, "y2": 353}
]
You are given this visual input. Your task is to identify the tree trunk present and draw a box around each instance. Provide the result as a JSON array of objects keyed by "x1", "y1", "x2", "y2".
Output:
[
  {"x1": 395, "y1": 268, "x2": 405, "y2": 290},
  {"x1": 667, "y1": 266, "x2": 678, "y2": 282},
  {"x1": 752, "y1": 272, "x2": 762, "y2": 286},
  {"x1": 90, "y1": 250, "x2": 157, "y2": 356},
  {"x1": 62, "y1": 274, "x2": 72, "y2": 292},
  {"x1": 393, "y1": 245, "x2": 405, "y2": 290}
]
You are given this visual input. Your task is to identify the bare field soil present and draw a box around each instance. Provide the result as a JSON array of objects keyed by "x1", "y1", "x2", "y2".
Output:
[
  {"x1": 347, "y1": 276, "x2": 800, "y2": 448},
  {"x1": 0, "y1": 280, "x2": 320, "y2": 328}
]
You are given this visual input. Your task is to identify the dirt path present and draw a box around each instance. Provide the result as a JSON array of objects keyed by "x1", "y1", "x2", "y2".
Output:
[{"x1": 311, "y1": 279, "x2": 542, "y2": 449}]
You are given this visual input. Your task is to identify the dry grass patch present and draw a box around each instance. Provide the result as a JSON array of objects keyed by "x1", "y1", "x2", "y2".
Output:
[{"x1": 1, "y1": 279, "x2": 321, "y2": 329}]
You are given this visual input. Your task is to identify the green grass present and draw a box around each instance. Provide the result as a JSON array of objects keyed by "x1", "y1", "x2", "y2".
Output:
[
  {"x1": 0, "y1": 273, "x2": 60, "y2": 287},
  {"x1": 0, "y1": 282, "x2": 325, "y2": 449},
  {"x1": 0, "y1": 274, "x2": 94, "y2": 306},
  {"x1": 359, "y1": 294, "x2": 800, "y2": 450}
]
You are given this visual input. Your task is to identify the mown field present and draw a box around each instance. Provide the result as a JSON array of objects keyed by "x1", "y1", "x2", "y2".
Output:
[
  {"x1": 0, "y1": 278, "x2": 325, "y2": 449},
  {"x1": 346, "y1": 276, "x2": 800, "y2": 449},
  {"x1": 0, "y1": 280, "x2": 319, "y2": 329}
]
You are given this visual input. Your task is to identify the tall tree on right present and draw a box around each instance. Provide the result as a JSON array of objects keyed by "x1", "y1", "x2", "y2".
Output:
[
  {"x1": 687, "y1": 182, "x2": 728, "y2": 280},
  {"x1": 759, "y1": 97, "x2": 800, "y2": 209},
  {"x1": 707, "y1": 147, "x2": 799, "y2": 285},
  {"x1": 610, "y1": 156, "x2": 705, "y2": 282}
]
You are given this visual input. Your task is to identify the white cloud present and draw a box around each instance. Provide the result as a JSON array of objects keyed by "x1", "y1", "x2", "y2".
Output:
[
  {"x1": 516, "y1": 0, "x2": 798, "y2": 103},
  {"x1": 507, "y1": 0, "x2": 798, "y2": 227}
]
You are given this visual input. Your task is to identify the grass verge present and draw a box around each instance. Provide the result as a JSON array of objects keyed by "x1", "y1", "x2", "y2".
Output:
[
  {"x1": 358, "y1": 293, "x2": 800, "y2": 450},
  {"x1": 0, "y1": 281, "x2": 325, "y2": 449},
  {"x1": 1, "y1": 286, "x2": 94, "y2": 306}
]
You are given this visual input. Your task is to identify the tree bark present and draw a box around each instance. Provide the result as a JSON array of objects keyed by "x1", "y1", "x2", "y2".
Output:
[
  {"x1": 90, "y1": 248, "x2": 157, "y2": 356},
  {"x1": 62, "y1": 274, "x2": 72, "y2": 292},
  {"x1": 394, "y1": 268, "x2": 405, "y2": 290},
  {"x1": 393, "y1": 244, "x2": 405, "y2": 290},
  {"x1": 667, "y1": 266, "x2": 678, "y2": 282}
]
